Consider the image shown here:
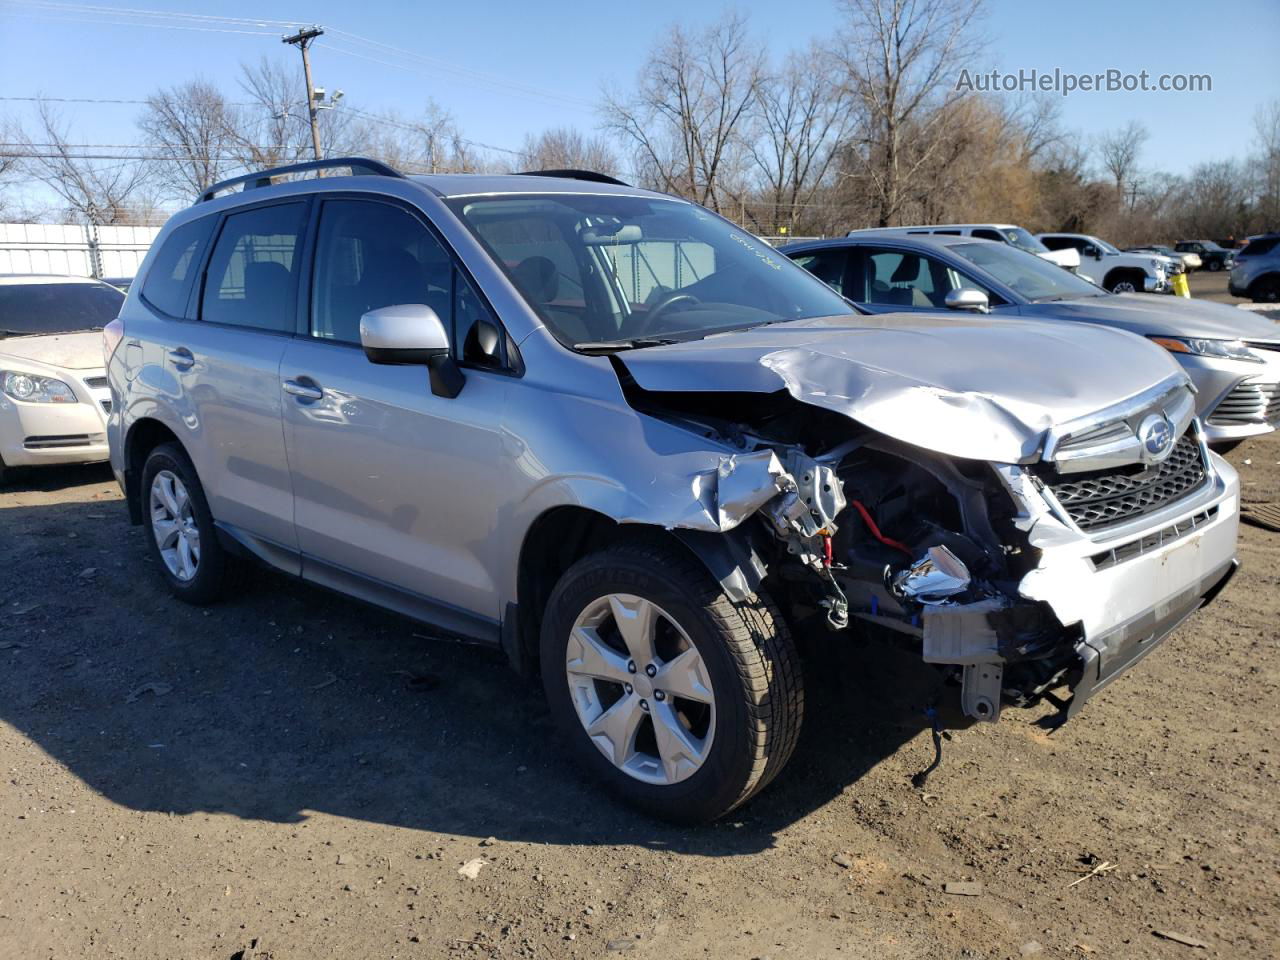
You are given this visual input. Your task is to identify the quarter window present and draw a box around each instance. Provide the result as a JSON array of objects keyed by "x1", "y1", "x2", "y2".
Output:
[
  {"x1": 200, "y1": 202, "x2": 307, "y2": 332},
  {"x1": 142, "y1": 216, "x2": 215, "y2": 318}
]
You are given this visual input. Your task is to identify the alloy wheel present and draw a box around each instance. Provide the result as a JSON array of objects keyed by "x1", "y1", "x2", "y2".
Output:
[
  {"x1": 150, "y1": 469, "x2": 200, "y2": 581},
  {"x1": 565, "y1": 593, "x2": 716, "y2": 785}
]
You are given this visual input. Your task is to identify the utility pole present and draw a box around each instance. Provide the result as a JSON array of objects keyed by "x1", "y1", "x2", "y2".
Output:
[{"x1": 282, "y1": 25, "x2": 324, "y2": 163}]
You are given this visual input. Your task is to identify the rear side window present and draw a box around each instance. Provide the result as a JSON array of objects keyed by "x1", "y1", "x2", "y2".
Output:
[
  {"x1": 790, "y1": 249, "x2": 850, "y2": 296},
  {"x1": 1241, "y1": 236, "x2": 1278, "y2": 257},
  {"x1": 971, "y1": 229, "x2": 1003, "y2": 242},
  {"x1": 141, "y1": 216, "x2": 215, "y2": 319},
  {"x1": 201, "y1": 202, "x2": 307, "y2": 332}
]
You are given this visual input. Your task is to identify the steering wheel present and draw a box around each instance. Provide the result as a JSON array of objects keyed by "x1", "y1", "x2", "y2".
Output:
[{"x1": 635, "y1": 291, "x2": 701, "y2": 335}]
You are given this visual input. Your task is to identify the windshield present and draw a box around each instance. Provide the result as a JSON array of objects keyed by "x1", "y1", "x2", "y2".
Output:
[
  {"x1": 444, "y1": 194, "x2": 854, "y2": 347},
  {"x1": 1000, "y1": 227, "x2": 1051, "y2": 255},
  {"x1": 951, "y1": 241, "x2": 1105, "y2": 301},
  {"x1": 1200, "y1": 240, "x2": 1225, "y2": 251},
  {"x1": 0, "y1": 280, "x2": 124, "y2": 337}
]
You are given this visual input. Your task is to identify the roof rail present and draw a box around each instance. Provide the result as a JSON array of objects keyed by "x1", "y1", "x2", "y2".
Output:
[
  {"x1": 199, "y1": 157, "x2": 404, "y2": 203},
  {"x1": 517, "y1": 169, "x2": 631, "y2": 187}
]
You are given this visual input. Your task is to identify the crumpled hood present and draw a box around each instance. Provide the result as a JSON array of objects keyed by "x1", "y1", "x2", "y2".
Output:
[
  {"x1": 0, "y1": 331, "x2": 105, "y2": 370},
  {"x1": 617, "y1": 313, "x2": 1186, "y2": 463},
  {"x1": 1026, "y1": 294, "x2": 1280, "y2": 341}
]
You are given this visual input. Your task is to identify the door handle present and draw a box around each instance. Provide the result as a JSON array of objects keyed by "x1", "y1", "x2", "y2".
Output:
[
  {"x1": 168, "y1": 347, "x2": 194, "y2": 369},
  {"x1": 283, "y1": 378, "x2": 324, "y2": 401}
]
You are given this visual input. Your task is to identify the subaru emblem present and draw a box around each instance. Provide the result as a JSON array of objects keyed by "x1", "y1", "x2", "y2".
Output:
[{"x1": 1138, "y1": 414, "x2": 1174, "y2": 460}]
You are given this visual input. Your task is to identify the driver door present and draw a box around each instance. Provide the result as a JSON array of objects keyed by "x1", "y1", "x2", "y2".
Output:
[{"x1": 279, "y1": 196, "x2": 514, "y2": 630}]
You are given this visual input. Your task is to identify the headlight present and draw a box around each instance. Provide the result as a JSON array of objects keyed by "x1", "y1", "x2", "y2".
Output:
[
  {"x1": 0, "y1": 370, "x2": 79, "y2": 403},
  {"x1": 1149, "y1": 337, "x2": 1264, "y2": 363}
]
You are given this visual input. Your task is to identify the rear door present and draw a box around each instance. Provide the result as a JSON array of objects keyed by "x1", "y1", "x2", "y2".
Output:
[{"x1": 164, "y1": 200, "x2": 307, "y2": 557}]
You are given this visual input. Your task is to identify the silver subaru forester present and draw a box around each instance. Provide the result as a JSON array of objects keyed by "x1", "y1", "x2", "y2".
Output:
[{"x1": 107, "y1": 159, "x2": 1240, "y2": 822}]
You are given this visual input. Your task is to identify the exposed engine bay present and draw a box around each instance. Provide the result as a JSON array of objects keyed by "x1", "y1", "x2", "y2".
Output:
[{"x1": 620, "y1": 377, "x2": 1238, "y2": 731}]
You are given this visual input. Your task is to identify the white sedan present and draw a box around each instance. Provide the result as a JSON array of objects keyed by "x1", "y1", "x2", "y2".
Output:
[{"x1": 0, "y1": 274, "x2": 124, "y2": 483}]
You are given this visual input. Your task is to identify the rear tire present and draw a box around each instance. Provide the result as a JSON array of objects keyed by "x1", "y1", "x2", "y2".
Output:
[
  {"x1": 140, "y1": 443, "x2": 232, "y2": 605},
  {"x1": 540, "y1": 540, "x2": 803, "y2": 823}
]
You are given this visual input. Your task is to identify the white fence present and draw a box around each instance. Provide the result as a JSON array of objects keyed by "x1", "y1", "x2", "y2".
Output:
[{"x1": 0, "y1": 223, "x2": 161, "y2": 280}]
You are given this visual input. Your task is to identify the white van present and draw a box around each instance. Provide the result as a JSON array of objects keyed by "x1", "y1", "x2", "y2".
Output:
[{"x1": 848, "y1": 224, "x2": 1081, "y2": 269}]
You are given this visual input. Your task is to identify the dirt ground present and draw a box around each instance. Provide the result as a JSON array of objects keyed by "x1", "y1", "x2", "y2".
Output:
[{"x1": 1, "y1": 398, "x2": 1278, "y2": 960}]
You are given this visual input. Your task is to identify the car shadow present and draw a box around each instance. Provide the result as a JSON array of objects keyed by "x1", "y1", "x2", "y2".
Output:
[
  {"x1": 0, "y1": 497, "x2": 937, "y2": 856},
  {"x1": 0, "y1": 461, "x2": 115, "y2": 492}
]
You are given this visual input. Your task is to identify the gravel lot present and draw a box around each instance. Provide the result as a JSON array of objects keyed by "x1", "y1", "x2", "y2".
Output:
[{"x1": 1, "y1": 347, "x2": 1277, "y2": 959}]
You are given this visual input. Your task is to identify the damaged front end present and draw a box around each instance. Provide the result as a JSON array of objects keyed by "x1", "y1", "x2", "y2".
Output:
[{"x1": 634, "y1": 371, "x2": 1239, "y2": 729}]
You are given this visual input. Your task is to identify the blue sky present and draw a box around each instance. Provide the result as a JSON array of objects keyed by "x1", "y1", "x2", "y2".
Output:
[{"x1": 1, "y1": 0, "x2": 1277, "y2": 206}]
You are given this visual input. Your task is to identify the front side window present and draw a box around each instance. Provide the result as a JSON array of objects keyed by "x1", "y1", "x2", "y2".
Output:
[
  {"x1": 445, "y1": 194, "x2": 852, "y2": 348},
  {"x1": 951, "y1": 241, "x2": 1105, "y2": 301},
  {"x1": 142, "y1": 216, "x2": 216, "y2": 319},
  {"x1": 201, "y1": 202, "x2": 307, "y2": 332},
  {"x1": 310, "y1": 199, "x2": 452, "y2": 345},
  {"x1": 0, "y1": 280, "x2": 123, "y2": 337},
  {"x1": 858, "y1": 248, "x2": 937, "y2": 307}
]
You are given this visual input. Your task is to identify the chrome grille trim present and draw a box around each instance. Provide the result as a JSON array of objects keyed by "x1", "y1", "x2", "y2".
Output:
[
  {"x1": 1207, "y1": 380, "x2": 1280, "y2": 426},
  {"x1": 1041, "y1": 431, "x2": 1209, "y2": 532}
]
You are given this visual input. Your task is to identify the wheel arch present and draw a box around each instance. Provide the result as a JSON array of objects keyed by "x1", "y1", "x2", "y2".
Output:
[
  {"x1": 1103, "y1": 267, "x2": 1145, "y2": 290},
  {"x1": 506, "y1": 505, "x2": 768, "y2": 676},
  {"x1": 122, "y1": 418, "x2": 185, "y2": 524}
]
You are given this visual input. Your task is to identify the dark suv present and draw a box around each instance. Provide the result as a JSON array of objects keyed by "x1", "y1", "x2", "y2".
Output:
[{"x1": 1175, "y1": 240, "x2": 1235, "y2": 272}]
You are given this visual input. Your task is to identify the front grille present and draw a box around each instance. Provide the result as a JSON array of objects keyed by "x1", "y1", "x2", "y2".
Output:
[
  {"x1": 82, "y1": 376, "x2": 108, "y2": 389},
  {"x1": 1045, "y1": 432, "x2": 1209, "y2": 531},
  {"x1": 100, "y1": 399, "x2": 112, "y2": 414},
  {"x1": 1207, "y1": 381, "x2": 1280, "y2": 426}
]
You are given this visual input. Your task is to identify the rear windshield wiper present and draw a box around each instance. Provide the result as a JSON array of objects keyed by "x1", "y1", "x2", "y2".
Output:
[{"x1": 574, "y1": 337, "x2": 683, "y2": 353}]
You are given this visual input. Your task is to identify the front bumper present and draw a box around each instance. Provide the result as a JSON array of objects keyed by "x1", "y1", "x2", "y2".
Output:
[
  {"x1": 1144, "y1": 274, "x2": 1170, "y2": 293},
  {"x1": 1068, "y1": 557, "x2": 1236, "y2": 718},
  {"x1": 922, "y1": 447, "x2": 1241, "y2": 723},
  {"x1": 0, "y1": 367, "x2": 111, "y2": 468},
  {"x1": 1175, "y1": 352, "x2": 1280, "y2": 444}
]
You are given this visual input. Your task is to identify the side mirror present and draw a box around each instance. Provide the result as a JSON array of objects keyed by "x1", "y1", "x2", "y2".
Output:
[
  {"x1": 360, "y1": 303, "x2": 464, "y2": 398},
  {"x1": 1084, "y1": 245, "x2": 1101, "y2": 259},
  {"x1": 944, "y1": 288, "x2": 990, "y2": 314}
]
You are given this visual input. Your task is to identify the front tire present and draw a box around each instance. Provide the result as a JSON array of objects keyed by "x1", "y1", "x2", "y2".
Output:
[
  {"x1": 140, "y1": 443, "x2": 232, "y2": 604},
  {"x1": 1107, "y1": 271, "x2": 1142, "y2": 293},
  {"x1": 540, "y1": 540, "x2": 803, "y2": 823},
  {"x1": 1251, "y1": 275, "x2": 1280, "y2": 303},
  {"x1": 1207, "y1": 259, "x2": 1223, "y2": 272}
]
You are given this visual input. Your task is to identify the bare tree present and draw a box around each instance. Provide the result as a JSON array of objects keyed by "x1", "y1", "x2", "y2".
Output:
[
  {"x1": 11, "y1": 101, "x2": 148, "y2": 224},
  {"x1": 232, "y1": 58, "x2": 356, "y2": 169},
  {"x1": 138, "y1": 79, "x2": 239, "y2": 201},
  {"x1": 1096, "y1": 120, "x2": 1148, "y2": 208},
  {"x1": 834, "y1": 0, "x2": 984, "y2": 226},
  {"x1": 603, "y1": 13, "x2": 763, "y2": 213},
  {"x1": 519, "y1": 127, "x2": 618, "y2": 176},
  {"x1": 356, "y1": 102, "x2": 481, "y2": 174},
  {"x1": 1253, "y1": 98, "x2": 1280, "y2": 230},
  {"x1": 746, "y1": 44, "x2": 850, "y2": 233}
]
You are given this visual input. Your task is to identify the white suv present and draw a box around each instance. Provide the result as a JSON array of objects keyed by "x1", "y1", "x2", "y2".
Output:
[{"x1": 1038, "y1": 233, "x2": 1171, "y2": 293}]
